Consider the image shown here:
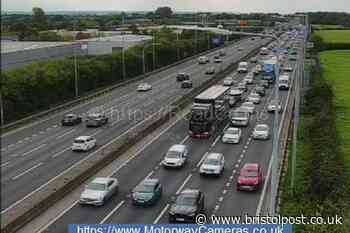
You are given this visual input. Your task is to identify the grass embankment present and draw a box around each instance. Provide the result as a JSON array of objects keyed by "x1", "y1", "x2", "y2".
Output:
[
  {"x1": 314, "y1": 30, "x2": 350, "y2": 44},
  {"x1": 312, "y1": 24, "x2": 347, "y2": 30},
  {"x1": 280, "y1": 53, "x2": 350, "y2": 232}
]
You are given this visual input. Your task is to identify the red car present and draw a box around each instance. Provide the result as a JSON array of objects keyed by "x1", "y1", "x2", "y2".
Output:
[{"x1": 236, "y1": 163, "x2": 263, "y2": 191}]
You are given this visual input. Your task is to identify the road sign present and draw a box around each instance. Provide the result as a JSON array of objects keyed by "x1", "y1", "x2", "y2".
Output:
[{"x1": 212, "y1": 37, "x2": 222, "y2": 46}]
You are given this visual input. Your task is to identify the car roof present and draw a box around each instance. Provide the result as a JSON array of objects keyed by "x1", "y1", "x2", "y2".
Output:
[
  {"x1": 92, "y1": 177, "x2": 113, "y2": 184},
  {"x1": 75, "y1": 136, "x2": 91, "y2": 140},
  {"x1": 180, "y1": 189, "x2": 200, "y2": 196},
  {"x1": 169, "y1": 144, "x2": 186, "y2": 152},
  {"x1": 226, "y1": 127, "x2": 240, "y2": 131},
  {"x1": 256, "y1": 124, "x2": 269, "y2": 128},
  {"x1": 65, "y1": 114, "x2": 76, "y2": 117},
  {"x1": 141, "y1": 178, "x2": 159, "y2": 186},
  {"x1": 242, "y1": 163, "x2": 259, "y2": 170}
]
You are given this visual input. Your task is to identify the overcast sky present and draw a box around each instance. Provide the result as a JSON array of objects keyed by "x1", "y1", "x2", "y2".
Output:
[{"x1": 3, "y1": 0, "x2": 350, "y2": 13}]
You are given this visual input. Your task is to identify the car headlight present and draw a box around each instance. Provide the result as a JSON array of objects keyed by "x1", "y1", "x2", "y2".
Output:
[{"x1": 188, "y1": 212, "x2": 196, "y2": 217}]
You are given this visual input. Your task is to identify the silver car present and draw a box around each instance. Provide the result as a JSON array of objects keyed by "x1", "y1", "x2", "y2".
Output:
[
  {"x1": 79, "y1": 177, "x2": 119, "y2": 206},
  {"x1": 247, "y1": 93, "x2": 261, "y2": 104},
  {"x1": 199, "y1": 153, "x2": 225, "y2": 176},
  {"x1": 253, "y1": 124, "x2": 270, "y2": 140},
  {"x1": 241, "y1": 102, "x2": 255, "y2": 114},
  {"x1": 222, "y1": 127, "x2": 242, "y2": 144}
]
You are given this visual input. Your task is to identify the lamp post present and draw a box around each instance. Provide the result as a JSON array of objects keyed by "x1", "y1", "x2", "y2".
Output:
[
  {"x1": 142, "y1": 42, "x2": 160, "y2": 74},
  {"x1": 74, "y1": 44, "x2": 79, "y2": 98}
]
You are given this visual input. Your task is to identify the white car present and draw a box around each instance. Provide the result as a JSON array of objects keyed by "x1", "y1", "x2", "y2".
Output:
[
  {"x1": 162, "y1": 144, "x2": 188, "y2": 168},
  {"x1": 72, "y1": 136, "x2": 96, "y2": 152},
  {"x1": 222, "y1": 127, "x2": 242, "y2": 144},
  {"x1": 223, "y1": 77, "x2": 234, "y2": 86},
  {"x1": 283, "y1": 65, "x2": 293, "y2": 72},
  {"x1": 247, "y1": 93, "x2": 261, "y2": 104},
  {"x1": 199, "y1": 153, "x2": 225, "y2": 176},
  {"x1": 198, "y1": 56, "x2": 209, "y2": 64},
  {"x1": 267, "y1": 100, "x2": 283, "y2": 113},
  {"x1": 241, "y1": 102, "x2": 255, "y2": 114},
  {"x1": 79, "y1": 177, "x2": 118, "y2": 206},
  {"x1": 244, "y1": 73, "x2": 254, "y2": 84},
  {"x1": 253, "y1": 124, "x2": 270, "y2": 140},
  {"x1": 229, "y1": 87, "x2": 243, "y2": 97},
  {"x1": 137, "y1": 83, "x2": 152, "y2": 92}
]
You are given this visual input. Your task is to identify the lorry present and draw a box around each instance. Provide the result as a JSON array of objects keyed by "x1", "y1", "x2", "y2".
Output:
[
  {"x1": 261, "y1": 59, "x2": 277, "y2": 84},
  {"x1": 278, "y1": 74, "x2": 290, "y2": 90},
  {"x1": 189, "y1": 85, "x2": 230, "y2": 138}
]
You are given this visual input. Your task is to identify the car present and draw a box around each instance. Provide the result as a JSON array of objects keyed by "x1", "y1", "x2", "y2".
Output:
[
  {"x1": 181, "y1": 80, "x2": 193, "y2": 88},
  {"x1": 222, "y1": 127, "x2": 242, "y2": 144},
  {"x1": 137, "y1": 83, "x2": 152, "y2": 92},
  {"x1": 254, "y1": 86, "x2": 266, "y2": 97},
  {"x1": 253, "y1": 124, "x2": 270, "y2": 140},
  {"x1": 237, "y1": 62, "x2": 248, "y2": 73},
  {"x1": 289, "y1": 55, "x2": 297, "y2": 61},
  {"x1": 162, "y1": 144, "x2": 188, "y2": 168},
  {"x1": 199, "y1": 152, "x2": 225, "y2": 176},
  {"x1": 86, "y1": 113, "x2": 108, "y2": 127},
  {"x1": 61, "y1": 114, "x2": 82, "y2": 126},
  {"x1": 132, "y1": 178, "x2": 162, "y2": 206},
  {"x1": 198, "y1": 56, "x2": 209, "y2": 64},
  {"x1": 176, "y1": 72, "x2": 190, "y2": 82},
  {"x1": 236, "y1": 163, "x2": 263, "y2": 191},
  {"x1": 259, "y1": 80, "x2": 269, "y2": 88},
  {"x1": 79, "y1": 177, "x2": 118, "y2": 206},
  {"x1": 229, "y1": 87, "x2": 243, "y2": 99},
  {"x1": 228, "y1": 96, "x2": 239, "y2": 108},
  {"x1": 213, "y1": 55, "x2": 223, "y2": 63},
  {"x1": 71, "y1": 136, "x2": 97, "y2": 152},
  {"x1": 247, "y1": 93, "x2": 261, "y2": 104},
  {"x1": 250, "y1": 57, "x2": 258, "y2": 63},
  {"x1": 283, "y1": 65, "x2": 293, "y2": 72},
  {"x1": 223, "y1": 77, "x2": 234, "y2": 86},
  {"x1": 237, "y1": 82, "x2": 247, "y2": 92},
  {"x1": 241, "y1": 102, "x2": 255, "y2": 114},
  {"x1": 267, "y1": 100, "x2": 282, "y2": 113},
  {"x1": 168, "y1": 189, "x2": 205, "y2": 223},
  {"x1": 230, "y1": 108, "x2": 250, "y2": 127},
  {"x1": 238, "y1": 47, "x2": 243, "y2": 51},
  {"x1": 244, "y1": 73, "x2": 254, "y2": 84},
  {"x1": 205, "y1": 67, "x2": 215, "y2": 75},
  {"x1": 219, "y1": 50, "x2": 226, "y2": 56},
  {"x1": 255, "y1": 64, "x2": 262, "y2": 73}
]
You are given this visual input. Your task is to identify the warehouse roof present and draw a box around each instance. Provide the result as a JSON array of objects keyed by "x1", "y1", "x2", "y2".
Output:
[{"x1": 1, "y1": 41, "x2": 77, "y2": 54}]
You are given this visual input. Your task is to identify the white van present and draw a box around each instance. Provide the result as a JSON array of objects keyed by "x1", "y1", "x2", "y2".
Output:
[
  {"x1": 237, "y1": 62, "x2": 248, "y2": 73},
  {"x1": 198, "y1": 56, "x2": 209, "y2": 64},
  {"x1": 279, "y1": 74, "x2": 290, "y2": 90}
]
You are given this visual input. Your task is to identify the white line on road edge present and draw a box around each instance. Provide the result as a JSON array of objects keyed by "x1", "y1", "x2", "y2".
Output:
[
  {"x1": 99, "y1": 200, "x2": 126, "y2": 224},
  {"x1": 180, "y1": 136, "x2": 189, "y2": 145},
  {"x1": 90, "y1": 129, "x2": 102, "y2": 137},
  {"x1": 153, "y1": 204, "x2": 169, "y2": 224},
  {"x1": 52, "y1": 148, "x2": 70, "y2": 158},
  {"x1": 211, "y1": 135, "x2": 221, "y2": 148},
  {"x1": 22, "y1": 144, "x2": 47, "y2": 157},
  {"x1": 36, "y1": 200, "x2": 79, "y2": 233},
  {"x1": 57, "y1": 129, "x2": 76, "y2": 139},
  {"x1": 12, "y1": 163, "x2": 43, "y2": 180},
  {"x1": 1, "y1": 162, "x2": 10, "y2": 168},
  {"x1": 176, "y1": 174, "x2": 193, "y2": 195},
  {"x1": 145, "y1": 170, "x2": 154, "y2": 180}
]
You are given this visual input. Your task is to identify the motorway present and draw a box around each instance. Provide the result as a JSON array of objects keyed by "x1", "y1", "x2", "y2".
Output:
[
  {"x1": 39, "y1": 40, "x2": 298, "y2": 232},
  {"x1": 1, "y1": 37, "x2": 272, "y2": 212}
]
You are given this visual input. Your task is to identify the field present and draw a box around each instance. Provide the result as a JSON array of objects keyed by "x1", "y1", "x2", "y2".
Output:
[
  {"x1": 312, "y1": 24, "x2": 346, "y2": 30},
  {"x1": 320, "y1": 50, "x2": 350, "y2": 170},
  {"x1": 314, "y1": 30, "x2": 350, "y2": 44}
]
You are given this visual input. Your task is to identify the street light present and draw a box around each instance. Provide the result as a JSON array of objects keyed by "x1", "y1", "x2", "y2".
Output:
[{"x1": 142, "y1": 42, "x2": 160, "y2": 74}]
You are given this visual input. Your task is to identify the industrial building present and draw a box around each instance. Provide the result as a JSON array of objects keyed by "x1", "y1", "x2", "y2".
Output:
[{"x1": 1, "y1": 34, "x2": 152, "y2": 70}]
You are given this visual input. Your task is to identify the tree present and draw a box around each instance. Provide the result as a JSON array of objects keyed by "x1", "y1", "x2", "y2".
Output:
[
  {"x1": 32, "y1": 7, "x2": 48, "y2": 29},
  {"x1": 155, "y1": 7, "x2": 173, "y2": 18}
]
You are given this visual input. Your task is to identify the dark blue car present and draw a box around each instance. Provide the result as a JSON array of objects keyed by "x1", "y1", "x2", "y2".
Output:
[{"x1": 132, "y1": 179, "x2": 162, "y2": 206}]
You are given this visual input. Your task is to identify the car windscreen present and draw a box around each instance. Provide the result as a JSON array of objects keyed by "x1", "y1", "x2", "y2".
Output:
[
  {"x1": 166, "y1": 150, "x2": 182, "y2": 159},
  {"x1": 87, "y1": 182, "x2": 106, "y2": 191},
  {"x1": 256, "y1": 125, "x2": 268, "y2": 131},
  {"x1": 204, "y1": 158, "x2": 220, "y2": 165},
  {"x1": 134, "y1": 183, "x2": 154, "y2": 193},
  {"x1": 74, "y1": 139, "x2": 85, "y2": 143},
  {"x1": 231, "y1": 112, "x2": 246, "y2": 118},
  {"x1": 242, "y1": 170, "x2": 258, "y2": 177},
  {"x1": 176, "y1": 195, "x2": 196, "y2": 206},
  {"x1": 226, "y1": 128, "x2": 239, "y2": 134}
]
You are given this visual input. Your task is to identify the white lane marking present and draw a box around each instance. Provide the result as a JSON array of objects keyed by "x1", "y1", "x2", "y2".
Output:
[
  {"x1": 240, "y1": 154, "x2": 244, "y2": 158},
  {"x1": 219, "y1": 197, "x2": 224, "y2": 202},
  {"x1": 8, "y1": 144, "x2": 14, "y2": 148},
  {"x1": 153, "y1": 204, "x2": 169, "y2": 224},
  {"x1": 10, "y1": 154, "x2": 19, "y2": 157},
  {"x1": 1, "y1": 162, "x2": 10, "y2": 168},
  {"x1": 90, "y1": 130, "x2": 102, "y2": 137},
  {"x1": 110, "y1": 119, "x2": 122, "y2": 126},
  {"x1": 238, "y1": 159, "x2": 241, "y2": 163},
  {"x1": 32, "y1": 134, "x2": 38, "y2": 137},
  {"x1": 36, "y1": 200, "x2": 79, "y2": 233},
  {"x1": 22, "y1": 144, "x2": 47, "y2": 157},
  {"x1": 39, "y1": 131, "x2": 45, "y2": 134},
  {"x1": 222, "y1": 190, "x2": 227, "y2": 195},
  {"x1": 145, "y1": 170, "x2": 154, "y2": 180},
  {"x1": 235, "y1": 164, "x2": 239, "y2": 168},
  {"x1": 46, "y1": 127, "x2": 52, "y2": 131},
  {"x1": 180, "y1": 136, "x2": 189, "y2": 145},
  {"x1": 176, "y1": 174, "x2": 193, "y2": 195},
  {"x1": 211, "y1": 135, "x2": 221, "y2": 147},
  {"x1": 57, "y1": 129, "x2": 76, "y2": 139},
  {"x1": 233, "y1": 170, "x2": 236, "y2": 174},
  {"x1": 24, "y1": 137, "x2": 30, "y2": 141},
  {"x1": 17, "y1": 140, "x2": 23, "y2": 144},
  {"x1": 99, "y1": 200, "x2": 126, "y2": 224},
  {"x1": 196, "y1": 152, "x2": 208, "y2": 167},
  {"x1": 52, "y1": 148, "x2": 71, "y2": 158},
  {"x1": 53, "y1": 125, "x2": 58, "y2": 128},
  {"x1": 12, "y1": 163, "x2": 43, "y2": 180},
  {"x1": 226, "y1": 182, "x2": 231, "y2": 187}
]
